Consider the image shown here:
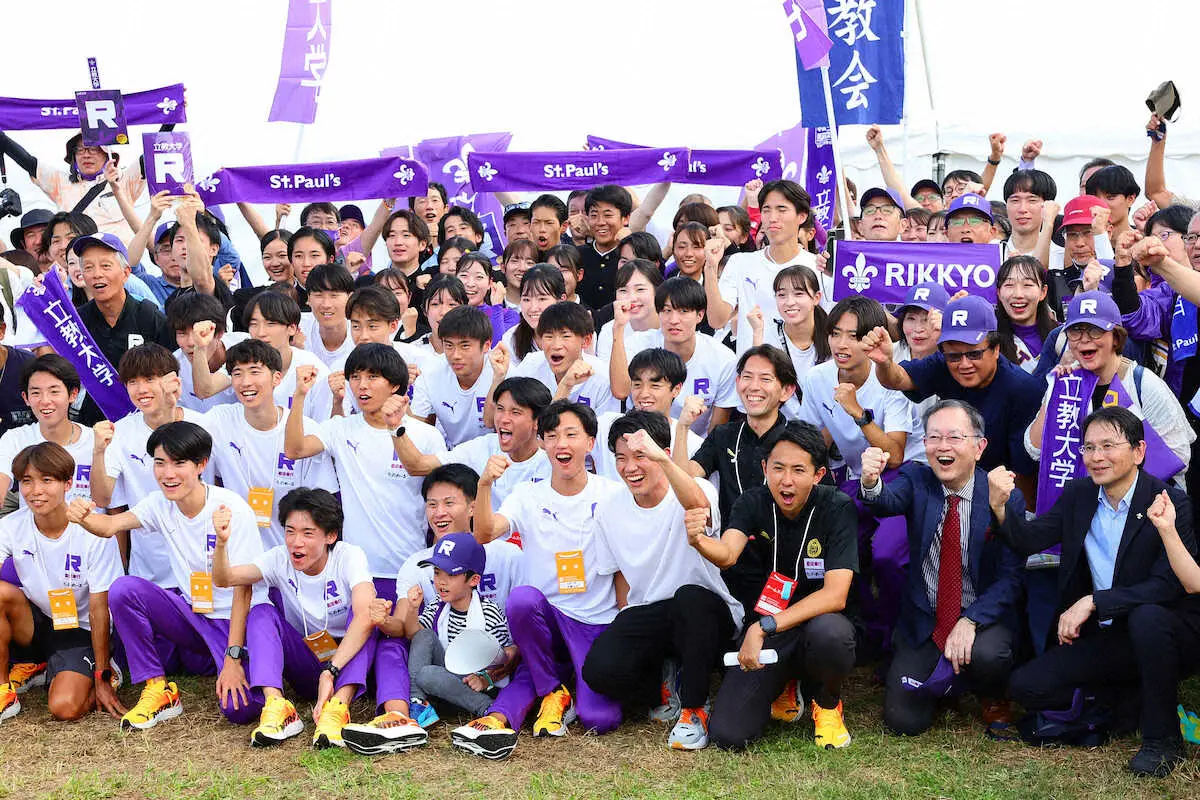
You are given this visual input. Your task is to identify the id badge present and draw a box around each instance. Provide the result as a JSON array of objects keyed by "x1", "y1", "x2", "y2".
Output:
[
  {"x1": 48, "y1": 588, "x2": 80, "y2": 630},
  {"x1": 555, "y1": 550, "x2": 587, "y2": 594},
  {"x1": 754, "y1": 570, "x2": 796, "y2": 617},
  {"x1": 247, "y1": 486, "x2": 274, "y2": 528},
  {"x1": 304, "y1": 629, "x2": 339, "y2": 663},
  {"x1": 804, "y1": 558, "x2": 826, "y2": 580},
  {"x1": 190, "y1": 571, "x2": 215, "y2": 614}
]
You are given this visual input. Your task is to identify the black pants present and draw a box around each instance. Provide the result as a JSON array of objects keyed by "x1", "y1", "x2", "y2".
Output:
[
  {"x1": 883, "y1": 624, "x2": 1014, "y2": 736},
  {"x1": 1010, "y1": 604, "x2": 1200, "y2": 743},
  {"x1": 709, "y1": 612, "x2": 856, "y2": 750},
  {"x1": 583, "y1": 584, "x2": 735, "y2": 709}
]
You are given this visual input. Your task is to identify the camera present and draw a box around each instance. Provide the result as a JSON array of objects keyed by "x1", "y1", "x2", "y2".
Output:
[{"x1": 0, "y1": 187, "x2": 21, "y2": 220}]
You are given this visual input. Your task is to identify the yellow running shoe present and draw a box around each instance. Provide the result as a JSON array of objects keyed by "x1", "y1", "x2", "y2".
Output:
[
  {"x1": 812, "y1": 699, "x2": 851, "y2": 749},
  {"x1": 342, "y1": 711, "x2": 428, "y2": 755},
  {"x1": 451, "y1": 714, "x2": 518, "y2": 760},
  {"x1": 0, "y1": 683, "x2": 20, "y2": 724},
  {"x1": 8, "y1": 662, "x2": 46, "y2": 695},
  {"x1": 771, "y1": 679, "x2": 804, "y2": 723},
  {"x1": 532, "y1": 686, "x2": 577, "y2": 738},
  {"x1": 251, "y1": 696, "x2": 304, "y2": 747},
  {"x1": 120, "y1": 678, "x2": 182, "y2": 731},
  {"x1": 313, "y1": 697, "x2": 350, "y2": 749}
]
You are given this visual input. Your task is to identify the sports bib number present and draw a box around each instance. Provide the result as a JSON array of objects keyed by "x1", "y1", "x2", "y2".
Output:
[
  {"x1": 190, "y1": 572, "x2": 215, "y2": 614},
  {"x1": 754, "y1": 571, "x2": 796, "y2": 617},
  {"x1": 247, "y1": 487, "x2": 274, "y2": 529},
  {"x1": 556, "y1": 550, "x2": 587, "y2": 594},
  {"x1": 48, "y1": 588, "x2": 79, "y2": 630},
  {"x1": 304, "y1": 629, "x2": 339, "y2": 663}
]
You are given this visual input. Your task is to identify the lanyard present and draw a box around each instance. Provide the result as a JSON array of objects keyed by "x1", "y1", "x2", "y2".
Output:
[
  {"x1": 771, "y1": 502, "x2": 817, "y2": 578},
  {"x1": 292, "y1": 567, "x2": 331, "y2": 637}
]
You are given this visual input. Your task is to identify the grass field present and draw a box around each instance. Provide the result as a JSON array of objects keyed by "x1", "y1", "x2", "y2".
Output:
[{"x1": 1, "y1": 671, "x2": 1197, "y2": 800}]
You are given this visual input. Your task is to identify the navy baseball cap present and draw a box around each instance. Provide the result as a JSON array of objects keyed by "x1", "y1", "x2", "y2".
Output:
[
  {"x1": 897, "y1": 282, "x2": 950, "y2": 315},
  {"x1": 910, "y1": 179, "x2": 942, "y2": 199},
  {"x1": 419, "y1": 532, "x2": 486, "y2": 576},
  {"x1": 945, "y1": 193, "x2": 993, "y2": 222},
  {"x1": 1066, "y1": 291, "x2": 1121, "y2": 331},
  {"x1": 938, "y1": 295, "x2": 997, "y2": 345},
  {"x1": 70, "y1": 232, "x2": 129, "y2": 262},
  {"x1": 340, "y1": 204, "x2": 366, "y2": 228},
  {"x1": 860, "y1": 186, "x2": 904, "y2": 212}
]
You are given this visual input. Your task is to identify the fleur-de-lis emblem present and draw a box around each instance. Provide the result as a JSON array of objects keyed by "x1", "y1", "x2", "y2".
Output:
[
  {"x1": 393, "y1": 165, "x2": 415, "y2": 185},
  {"x1": 156, "y1": 97, "x2": 178, "y2": 114},
  {"x1": 443, "y1": 143, "x2": 475, "y2": 187},
  {"x1": 842, "y1": 253, "x2": 877, "y2": 293},
  {"x1": 476, "y1": 161, "x2": 498, "y2": 182},
  {"x1": 751, "y1": 157, "x2": 771, "y2": 178},
  {"x1": 658, "y1": 151, "x2": 677, "y2": 171},
  {"x1": 816, "y1": 165, "x2": 833, "y2": 185},
  {"x1": 194, "y1": 175, "x2": 220, "y2": 193}
]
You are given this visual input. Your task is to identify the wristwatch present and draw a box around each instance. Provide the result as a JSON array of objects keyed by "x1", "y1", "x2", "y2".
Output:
[
  {"x1": 759, "y1": 615, "x2": 778, "y2": 636},
  {"x1": 323, "y1": 662, "x2": 342, "y2": 680},
  {"x1": 225, "y1": 645, "x2": 247, "y2": 661},
  {"x1": 94, "y1": 667, "x2": 114, "y2": 684},
  {"x1": 853, "y1": 409, "x2": 875, "y2": 428},
  {"x1": 394, "y1": 426, "x2": 406, "y2": 439}
]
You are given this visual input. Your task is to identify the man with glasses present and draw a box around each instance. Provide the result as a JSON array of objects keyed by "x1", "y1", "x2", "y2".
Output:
[
  {"x1": 859, "y1": 400, "x2": 1024, "y2": 738},
  {"x1": 989, "y1": 406, "x2": 1197, "y2": 778},
  {"x1": 858, "y1": 188, "x2": 905, "y2": 242},
  {"x1": 863, "y1": 125, "x2": 943, "y2": 212},
  {"x1": 943, "y1": 194, "x2": 997, "y2": 245}
]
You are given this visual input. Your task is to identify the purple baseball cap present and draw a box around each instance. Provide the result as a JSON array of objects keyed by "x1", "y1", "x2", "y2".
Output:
[
  {"x1": 860, "y1": 186, "x2": 904, "y2": 212},
  {"x1": 70, "y1": 232, "x2": 129, "y2": 262},
  {"x1": 897, "y1": 282, "x2": 950, "y2": 315},
  {"x1": 945, "y1": 193, "x2": 993, "y2": 222},
  {"x1": 900, "y1": 655, "x2": 962, "y2": 699},
  {"x1": 1066, "y1": 290, "x2": 1121, "y2": 331},
  {"x1": 419, "y1": 532, "x2": 486, "y2": 576},
  {"x1": 938, "y1": 295, "x2": 997, "y2": 345}
]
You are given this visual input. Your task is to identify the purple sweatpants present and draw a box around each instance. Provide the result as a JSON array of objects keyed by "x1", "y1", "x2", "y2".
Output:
[
  {"x1": 489, "y1": 585, "x2": 621, "y2": 733},
  {"x1": 839, "y1": 474, "x2": 909, "y2": 654},
  {"x1": 245, "y1": 603, "x2": 376, "y2": 701},
  {"x1": 373, "y1": 635, "x2": 411, "y2": 709},
  {"x1": 108, "y1": 575, "x2": 258, "y2": 725}
]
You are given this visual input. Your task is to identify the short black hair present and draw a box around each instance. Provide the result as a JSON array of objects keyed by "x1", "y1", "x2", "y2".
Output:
[
  {"x1": 618, "y1": 231, "x2": 664, "y2": 268},
  {"x1": 347, "y1": 284, "x2": 401, "y2": 322},
  {"x1": 736, "y1": 344, "x2": 798, "y2": 389},
  {"x1": 305, "y1": 263, "x2": 356, "y2": 294},
  {"x1": 21, "y1": 354, "x2": 81, "y2": 395},
  {"x1": 384, "y1": 210, "x2": 431, "y2": 246},
  {"x1": 421, "y1": 463, "x2": 479, "y2": 502},
  {"x1": 607, "y1": 409, "x2": 671, "y2": 453},
  {"x1": 758, "y1": 180, "x2": 811, "y2": 214},
  {"x1": 408, "y1": 182, "x2": 448, "y2": 209},
  {"x1": 167, "y1": 213, "x2": 222, "y2": 251},
  {"x1": 287, "y1": 227, "x2": 337, "y2": 261},
  {"x1": 826, "y1": 296, "x2": 889, "y2": 339},
  {"x1": 761, "y1": 420, "x2": 828, "y2": 472},
  {"x1": 146, "y1": 420, "x2": 212, "y2": 464},
  {"x1": 299, "y1": 202, "x2": 339, "y2": 227},
  {"x1": 422, "y1": 274, "x2": 470, "y2": 311},
  {"x1": 530, "y1": 194, "x2": 568, "y2": 224},
  {"x1": 535, "y1": 301, "x2": 594, "y2": 338},
  {"x1": 225, "y1": 338, "x2": 283, "y2": 374},
  {"x1": 1084, "y1": 165, "x2": 1140, "y2": 199},
  {"x1": 437, "y1": 305, "x2": 493, "y2": 344},
  {"x1": 492, "y1": 377, "x2": 552, "y2": 417},
  {"x1": 655, "y1": 276, "x2": 707, "y2": 313},
  {"x1": 166, "y1": 291, "x2": 225, "y2": 334},
  {"x1": 943, "y1": 169, "x2": 982, "y2": 190},
  {"x1": 1082, "y1": 406, "x2": 1145, "y2": 448},
  {"x1": 584, "y1": 185, "x2": 633, "y2": 217},
  {"x1": 545, "y1": 244, "x2": 583, "y2": 274},
  {"x1": 1002, "y1": 169, "x2": 1058, "y2": 202},
  {"x1": 629, "y1": 348, "x2": 687, "y2": 388},
  {"x1": 439, "y1": 206, "x2": 485, "y2": 244},
  {"x1": 520, "y1": 263, "x2": 567, "y2": 299},
  {"x1": 244, "y1": 290, "x2": 302, "y2": 329},
  {"x1": 118, "y1": 344, "x2": 178, "y2": 384},
  {"x1": 278, "y1": 487, "x2": 343, "y2": 539},
  {"x1": 344, "y1": 342, "x2": 409, "y2": 395},
  {"x1": 537, "y1": 399, "x2": 599, "y2": 438},
  {"x1": 1144, "y1": 204, "x2": 1195, "y2": 237},
  {"x1": 1079, "y1": 158, "x2": 1116, "y2": 183},
  {"x1": 615, "y1": 259, "x2": 664, "y2": 291}
]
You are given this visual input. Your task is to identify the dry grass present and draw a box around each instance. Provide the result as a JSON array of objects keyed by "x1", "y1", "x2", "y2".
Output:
[{"x1": 1, "y1": 670, "x2": 1197, "y2": 800}]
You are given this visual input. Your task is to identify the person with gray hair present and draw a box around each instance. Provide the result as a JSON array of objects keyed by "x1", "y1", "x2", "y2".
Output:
[{"x1": 858, "y1": 398, "x2": 1025, "y2": 739}]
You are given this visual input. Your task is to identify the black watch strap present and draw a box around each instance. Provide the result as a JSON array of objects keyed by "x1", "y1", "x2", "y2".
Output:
[{"x1": 324, "y1": 662, "x2": 341, "y2": 679}]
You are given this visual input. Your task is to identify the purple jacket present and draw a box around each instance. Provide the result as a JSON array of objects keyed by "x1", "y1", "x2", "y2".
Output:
[{"x1": 1120, "y1": 277, "x2": 1183, "y2": 393}]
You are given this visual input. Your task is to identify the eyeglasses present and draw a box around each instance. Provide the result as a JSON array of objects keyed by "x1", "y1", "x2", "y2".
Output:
[
  {"x1": 1081, "y1": 441, "x2": 1132, "y2": 457},
  {"x1": 1155, "y1": 230, "x2": 1180, "y2": 242},
  {"x1": 926, "y1": 433, "x2": 980, "y2": 446},
  {"x1": 1065, "y1": 324, "x2": 1108, "y2": 341},
  {"x1": 1183, "y1": 233, "x2": 1200, "y2": 246},
  {"x1": 942, "y1": 348, "x2": 989, "y2": 363},
  {"x1": 946, "y1": 215, "x2": 989, "y2": 228},
  {"x1": 915, "y1": 192, "x2": 941, "y2": 203},
  {"x1": 861, "y1": 205, "x2": 899, "y2": 218}
]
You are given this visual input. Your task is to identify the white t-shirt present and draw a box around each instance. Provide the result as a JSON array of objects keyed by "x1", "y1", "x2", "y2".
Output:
[
  {"x1": 0, "y1": 510, "x2": 121, "y2": 631},
  {"x1": 331, "y1": 341, "x2": 435, "y2": 416},
  {"x1": 797, "y1": 361, "x2": 924, "y2": 479},
  {"x1": 718, "y1": 248, "x2": 818, "y2": 356},
  {"x1": 201, "y1": 404, "x2": 337, "y2": 549},
  {"x1": 591, "y1": 411, "x2": 703, "y2": 483},
  {"x1": 313, "y1": 414, "x2": 446, "y2": 577},
  {"x1": 252, "y1": 542, "x2": 373, "y2": 639},
  {"x1": 107, "y1": 408, "x2": 211, "y2": 587},
  {"x1": 395, "y1": 539, "x2": 524, "y2": 609},
  {"x1": 594, "y1": 477, "x2": 742, "y2": 632},
  {"x1": 496, "y1": 474, "x2": 622, "y2": 625},
  {"x1": 596, "y1": 321, "x2": 660, "y2": 362},
  {"x1": 637, "y1": 331, "x2": 739, "y2": 435},
  {"x1": 499, "y1": 326, "x2": 540, "y2": 370},
  {"x1": 300, "y1": 315, "x2": 355, "y2": 369},
  {"x1": 410, "y1": 358, "x2": 493, "y2": 448},
  {"x1": 174, "y1": 332, "x2": 248, "y2": 413},
  {"x1": 280, "y1": 347, "x2": 335, "y2": 422},
  {"x1": 0, "y1": 423, "x2": 116, "y2": 506},
  {"x1": 130, "y1": 486, "x2": 269, "y2": 620},
  {"x1": 435, "y1": 434, "x2": 551, "y2": 510},
  {"x1": 763, "y1": 327, "x2": 820, "y2": 420},
  {"x1": 511, "y1": 352, "x2": 618, "y2": 414}
]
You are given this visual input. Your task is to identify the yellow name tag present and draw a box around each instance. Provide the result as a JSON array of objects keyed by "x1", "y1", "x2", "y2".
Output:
[
  {"x1": 48, "y1": 588, "x2": 79, "y2": 630},
  {"x1": 190, "y1": 571, "x2": 215, "y2": 614},
  {"x1": 247, "y1": 487, "x2": 274, "y2": 528},
  {"x1": 304, "y1": 630, "x2": 339, "y2": 663},
  {"x1": 556, "y1": 550, "x2": 587, "y2": 594}
]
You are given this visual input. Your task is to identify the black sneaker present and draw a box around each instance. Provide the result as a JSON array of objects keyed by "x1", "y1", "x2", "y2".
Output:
[{"x1": 1128, "y1": 738, "x2": 1184, "y2": 778}]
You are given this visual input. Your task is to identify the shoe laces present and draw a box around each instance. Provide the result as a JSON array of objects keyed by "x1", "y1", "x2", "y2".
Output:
[
  {"x1": 130, "y1": 680, "x2": 172, "y2": 717},
  {"x1": 679, "y1": 707, "x2": 709, "y2": 727},
  {"x1": 539, "y1": 688, "x2": 571, "y2": 719},
  {"x1": 261, "y1": 696, "x2": 294, "y2": 728},
  {"x1": 318, "y1": 698, "x2": 349, "y2": 728}
]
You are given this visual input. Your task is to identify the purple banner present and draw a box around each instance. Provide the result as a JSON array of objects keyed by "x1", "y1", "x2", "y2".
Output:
[
  {"x1": 74, "y1": 90, "x2": 128, "y2": 147},
  {"x1": 1037, "y1": 371, "x2": 1185, "y2": 514},
  {"x1": 584, "y1": 136, "x2": 780, "y2": 186},
  {"x1": 783, "y1": 0, "x2": 833, "y2": 70},
  {"x1": 755, "y1": 123, "x2": 805, "y2": 183},
  {"x1": 193, "y1": 156, "x2": 427, "y2": 206},
  {"x1": 268, "y1": 0, "x2": 331, "y2": 123},
  {"x1": 0, "y1": 84, "x2": 187, "y2": 132},
  {"x1": 142, "y1": 131, "x2": 193, "y2": 195},
  {"x1": 833, "y1": 240, "x2": 1002, "y2": 303},
  {"x1": 16, "y1": 277, "x2": 134, "y2": 421},
  {"x1": 585, "y1": 135, "x2": 642, "y2": 151},
  {"x1": 804, "y1": 125, "x2": 837, "y2": 232},
  {"x1": 468, "y1": 147, "x2": 689, "y2": 193},
  {"x1": 411, "y1": 133, "x2": 512, "y2": 251}
]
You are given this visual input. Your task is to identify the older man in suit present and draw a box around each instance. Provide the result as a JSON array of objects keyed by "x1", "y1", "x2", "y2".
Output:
[
  {"x1": 860, "y1": 399, "x2": 1025, "y2": 738},
  {"x1": 989, "y1": 405, "x2": 1198, "y2": 777}
]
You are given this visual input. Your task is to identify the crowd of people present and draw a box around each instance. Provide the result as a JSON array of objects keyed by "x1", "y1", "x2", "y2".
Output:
[{"x1": 0, "y1": 114, "x2": 1197, "y2": 779}]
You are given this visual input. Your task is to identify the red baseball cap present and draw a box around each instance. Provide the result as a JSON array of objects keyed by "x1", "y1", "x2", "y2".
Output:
[{"x1": 1057, "y1": 195, "x2": 1108, "y2": 232}]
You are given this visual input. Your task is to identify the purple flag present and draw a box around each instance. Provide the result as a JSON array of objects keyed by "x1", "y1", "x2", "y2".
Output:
[
  {"x1": 1037, "y1": 371, "x2": 1184, "y2": 514},
  {"x1": 142, "y1": 131, "x2": 193, "y2": 195},
  {"x1": 268, "y1": 0, "x2": 331, "y2": 123},
  {"x1": 755, "y1": 123, "x2": 805, "y2": 183},
  {"x1": 585, "y1": 135, "x2": 642, "y2": 150},
  {"x1": 16, "y1": 278, "x2": 134, "y2": 421},
  {"x1": 833, "y1": 241, "x2": 1002, "y2": 304},
  {"x1": 782, "y1": 0, "x2": 833, "y2": 70},
  {"x1": 404, "y1": 133, "x2": 513, "y2": 251},
  {"x1": 0, "y1": 84, "x2": 186, "y2": 132},
  {"x1": 804, "y1": 125, "x2": 837, "y2": 232},
  {"x1": 74, "y1": 90, "x2": 128, "y2": 147},
  {"x1": 584, "y1": 136, "x2": 781, "y2": 186},
  {"x1": 193, "y1": 156, "x2": 427, "y2": 206}
]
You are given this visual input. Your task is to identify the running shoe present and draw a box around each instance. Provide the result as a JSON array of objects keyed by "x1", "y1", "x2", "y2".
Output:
[
  {"x1": 312, "y1": 697, "x2": 350, "y2": 749},
  {"x1": 812, "y1": 699, "x2": 851, "y2": 749},
  {"x1": 342, "y1": 711, "x2": 429, "y2": 755},
  {"x1": 668, "y1": 706, "x2": 709, "y2": 750},
  {"x1": 451, "y1": 715, "x2": 518, "y2": 760},
  {"x1": 120, "y1": 678, "x2": 182, "y2": 731},
  {"x1": 532, "y1": 685, "x2": 577, "y2": 737},
  {"x1": 9, "y1": 662, "x2": 46, "y2": 695},
  {"x1": 649, "y1": 659, "x2": 681, "y2": 724},
  {"x1": 251, "y1": 696, "x2": 304, "y2": 747},
  {"x1": 771, "y1": 679, "x2": 804, "y2": 723},
  {"x1": 408, "y1": 697, "x2": 440, "y2": 729},
  {"x1": 0, "y1": 683, "x2": 19, "y2": 724}
]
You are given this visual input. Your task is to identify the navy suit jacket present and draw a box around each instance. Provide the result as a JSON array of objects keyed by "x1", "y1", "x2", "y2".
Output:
[{"x1": 863, "y1": 462, "x2": 1025, "y2": 649}]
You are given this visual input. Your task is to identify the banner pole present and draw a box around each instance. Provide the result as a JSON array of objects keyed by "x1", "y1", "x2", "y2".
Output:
[{"x1": 819, "y1": 66, "x2": 853, "y2": 238}]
